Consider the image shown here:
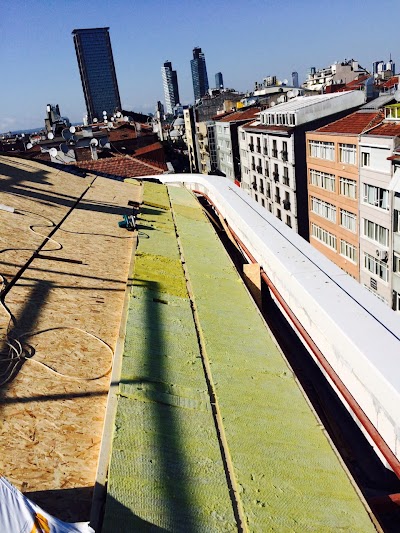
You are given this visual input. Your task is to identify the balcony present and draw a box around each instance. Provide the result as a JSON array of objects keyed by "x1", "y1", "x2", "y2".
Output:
[
  {"x1": 249, "y1": 143, "x2": 254, "y2": 152},
  {"x1": 281, "y1": 151, "x2": 288, "y2": 162},
  {"x1": 283, "y1": 199, "x2": 291, "y2": 210},
  {"x1": 272, "y1": 149, "x2": 278, "y2": 158},
  {"x1": 256, "y1": 165, "x2": 263, "y2": 174},
  {"x1": 273, "y1": 172, "x2": 279, "y2": 182}
]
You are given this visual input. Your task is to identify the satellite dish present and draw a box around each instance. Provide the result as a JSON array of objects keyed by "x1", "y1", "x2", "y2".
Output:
[
  {"x1": 103, "y1": 111, "x2": 107, "y2": 116},
  {"x1": 49, "y1": 147, "x2": 58, "y2": 158},
  {"x1": 270, "y1": 101, "x2": 276, "y2": 107},
  {"x1": 26, "y1": 143, "x2": 33, "y2": 149},
  {"x1": 287, "y1": 90, "x2": 294, "y2": 99},
  {"x1": 123, "y1": 116, "x2": 129, "y2": 122},
  {"x1": 93, "y1": 118, "x2": 98, "y2": 123},
  {"x1": 116, "y1": 111, "x2": 122, "y2": 118},
  {"x1": 394, "y1": 90, "x2": 400, "y2": 103},
  {"x1": 111, "y1": 117, "x2": 115, "y2": 121},
  {"x1": 99, "y1": 137, "x2": 108, "y2": 147},
  {"x1": 60, "y1": 143, "x2": 69, "y2": 154},
  {"x1": 62, "y1": 128, "x2": 73, "y2": 141},
  {"x1": 90, "y1": 138, "x2": 99, "y2": 146},
  {"x1": 69, "y1": 126, "x2": 76, "y2": 134},
  {"x1": 283, "y1": 79, "x2": 288, "y2": 85},
  {"x1": 47, "y1": 132, "x2": 54, "y2": 140}
]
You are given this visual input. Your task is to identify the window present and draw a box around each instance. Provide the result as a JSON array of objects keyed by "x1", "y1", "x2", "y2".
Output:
[
  {"x1": 311, "y1": 197, "x2": 336, "y2": 222},
  {"x1": 286, "y1": 215, "x2": 291, "y2": 228},
  {"x1": 277, "y1": 208, "x2": 281, "y2": 220},
  {"x1": 309, "y1": 169, "x2": 335, "y2": 192},
  {"x1": 362, "y1": 183, "x2": 389, "y2": 210},
  {"x1": 364, "y1": 253, "x2": 388, "y2": 282},
  {"x1": 340, "y1": 240, "x2": 357, "y2": 263},
  {"x1": 395, "y1": 210, "x2": 400, "y2": 233},
  {"x1": 225, "y1": 140, "x2": 231, "y2": 148},
  {"x1": 309, "y1": 140, "x2": 335, "y2": 161},
  {"x1": 311, "y1": 223, "x2": 337, "y2": 250},
  {"x1": 361, "y1": 152, "x2": 370, "y2": 167},
  {"x1": 261, "y1": 198, "x2": 265, "y2": 207},
  {"x1": 218, "y1": 126, "x2": 222, "y2": 133},
  {"x1": 340, "y1": 209, "x2": 356, "y2": 232},
  {"x1": 241, "y1": 131, "x2": 245, "y2": 140},
  {"x1": 272, "y1": 140, "x2": 278, "y2": 157},
  {"x1": 393, "y1": 291, "x2": 400, "y2": 312},
  {"x1": 363, "y1": 219, "x2": 389, "y2": 246},
  {"x1": 394, "y1": 254, "x2": 400, "y2": 273},
  {"x1": 339, "y1": 144, "x2": 356, "y2": 165},
  {"x1": 268, "y1": 203, "x2": 272, "y2": 212},
  {"x1": 254, "y1": 194, "x2": 258, "y2": 202},
  {"x1": 283, "y1": 166, "x2": 289, "y2": 185},
  {"x1": 339, "y1": 177, "x2": 357, "y2": 199}
]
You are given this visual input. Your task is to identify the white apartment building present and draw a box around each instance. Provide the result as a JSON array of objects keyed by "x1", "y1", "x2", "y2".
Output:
[
  {"x1": 239, "y1": 91, "x2": 366, "y2": 239},
  {"x1": 215, "y1": 108, "x2": 260, "y2": 183},
  {"x1": 359, "y1": 106, "x2": 400, "y2": 306},
  {"x1": 303, "y1": 59, "x2": 369, "y2": 92}
]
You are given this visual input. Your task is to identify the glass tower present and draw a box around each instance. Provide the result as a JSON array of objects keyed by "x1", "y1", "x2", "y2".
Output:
[
  {"x1": 215, "y1": 72, "x2": 224, "y2": 90},
  {"x1": 191, "y1": 47, "x2": 209, "y2": 101},
  {"x1": 72, "y1": 27, "x2": 121, "y2": 123},
  {"x1": 161, "y1": 61, "x2": 180, "y2": 115}
]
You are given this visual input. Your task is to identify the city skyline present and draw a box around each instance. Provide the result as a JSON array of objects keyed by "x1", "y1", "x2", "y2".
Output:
[{"x1": 1, "y1": 0, "x2": 399, "y2": 131}]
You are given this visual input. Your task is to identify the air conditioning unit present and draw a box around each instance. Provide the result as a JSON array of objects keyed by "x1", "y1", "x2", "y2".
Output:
[{"x1": 376, "y1": 249, "x2": 388, "y2": 262}]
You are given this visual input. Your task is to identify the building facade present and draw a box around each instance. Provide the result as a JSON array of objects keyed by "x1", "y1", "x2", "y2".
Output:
[
  {"x1": 239, "y1": 91, "x2": 366, "y2": 239},
  {"x1": 306, "y1": 111, "x2": 381, "y2": 280},
  {"x1": 215, "y1": 108, "x2": 261, "y2": 184},
  {"x1": 191, "y1": 47, "x2": 209, "y2": 101},
  {"x1": 161, "y1": 61, "x2": 180, "y2": 115},
  {"x1": 215, "y1": 72, "x2": 224, "y2": 90},
  {"x1": 358, "y1": 111, "x2": 400, "y2": 305},
  {"x1": 72, "y1": 27, "x2": 121, "y2": 123}
]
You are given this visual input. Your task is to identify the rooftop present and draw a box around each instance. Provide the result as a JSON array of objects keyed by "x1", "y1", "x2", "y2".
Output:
[
  {"x1": 216, "y1": 107, "x2": 261, "y2": 123},
  {"x1": 314, "y1": 110, "x2": 382, "y2": 134}
]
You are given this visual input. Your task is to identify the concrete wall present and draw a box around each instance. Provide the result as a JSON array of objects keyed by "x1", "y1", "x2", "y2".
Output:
[{"x1": 159, "y1": 173, "x2": 400, "y2": 469}]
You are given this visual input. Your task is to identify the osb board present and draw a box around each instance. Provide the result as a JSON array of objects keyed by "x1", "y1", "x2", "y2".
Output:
[{"x1": 0, "y1": 156, "x2": 143, "y2": 521}]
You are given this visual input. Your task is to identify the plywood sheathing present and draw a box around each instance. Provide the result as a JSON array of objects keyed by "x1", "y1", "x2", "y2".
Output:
[{"x1": 0, "y1": 156, "x2": 142, "y2": 521}]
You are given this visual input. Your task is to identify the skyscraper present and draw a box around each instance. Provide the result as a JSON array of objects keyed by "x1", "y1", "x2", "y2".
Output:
[
  {"x1": 72, "y1": 27, "x2": 121, "y2": 123},
  {"x1": 215, "y1": 72, "x2": 224, "y2": 90},
  {"x1": 161, "y1": 61, "x2": 180, "y2": 115},
  {"x1": 292, "y1": 71, "x2": 299, "y2": 88},
  {"x1": 191, "y1": 47, "x2": 209, "y2": 101}
]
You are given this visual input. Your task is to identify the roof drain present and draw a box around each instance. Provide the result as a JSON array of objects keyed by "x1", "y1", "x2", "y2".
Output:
[{"x1": 167, "y1": 188, "x2": 248, "y2": 533}]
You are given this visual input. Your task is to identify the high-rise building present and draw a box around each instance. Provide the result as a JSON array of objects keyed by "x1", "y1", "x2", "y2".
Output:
[
  {"x1": 191, "y1": 47, "x2": 209, "y2": 101},
  {"x1": 161, "y1": 61, "x2": 180, "y2": 115},
  {"x1": 215, "y1": 72, "x2": 224, "y2": 89},
  {"x1": 292, "y1": 71, "x2": 299, "y2": 88},
  {"x1": 72, "y1": 27, "x2": 121, "y2": 123}
]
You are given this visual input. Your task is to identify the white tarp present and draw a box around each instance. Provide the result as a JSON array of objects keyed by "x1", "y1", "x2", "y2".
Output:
[{"x1": 0, "y1": 477, "x2": 94, "y2": 533}]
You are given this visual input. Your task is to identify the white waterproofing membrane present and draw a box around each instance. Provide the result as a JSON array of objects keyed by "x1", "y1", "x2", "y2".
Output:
[{"x1": 0, "y1": 478, "x2": 94, "y2": 533}]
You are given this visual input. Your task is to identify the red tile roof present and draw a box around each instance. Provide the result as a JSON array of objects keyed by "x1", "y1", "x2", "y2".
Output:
[
  {"x1": 70, "y1": 154, "x2": 164, "y2": 178},
  {"x1": 315, "y1": 110, "x2": 383, "y2": 134},
  {"x1": 382, "y1": 76, "x2": 399, "y2": 89},
  {"x1": 345, "y1": 75, "x2": 371, "y2": 89},
  {"x1": 108, "y1": 125, "x2": 138, "y2": 141},
  {"x1": 217, "y1": 107, "x2": 261, "y2": 123},
  {"x1": 133, "y1": 142, "x2": 163, "y2": 156},
  {"x1": 365, "y1": 122, "x2": 400, "y2": 137}
]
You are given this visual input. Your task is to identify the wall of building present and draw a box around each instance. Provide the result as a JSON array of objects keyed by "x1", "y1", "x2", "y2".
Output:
[
  {"x1": 307, "y1": 132, "x2": 360, "y2": 279},
  {"x1": 359, "y1": 135, "x2": 395, "y2": 304}
]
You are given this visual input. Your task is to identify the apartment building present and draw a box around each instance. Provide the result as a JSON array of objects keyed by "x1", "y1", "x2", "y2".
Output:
[
  {"x1": 392, "y1": 157, "x2": 400, "y2": 311},
  {"x1": 306, "y1": 110, "x2": 381, "y2": 280},
  {"x1": 359, "y1": 105, "x2": 400, "y2": 305},
  {"x1": 239, "y1": 91, "x2": 365, "y2": 239},
  {"x1": 215, "y1": 108, "x2": 260, "y2": 183}
]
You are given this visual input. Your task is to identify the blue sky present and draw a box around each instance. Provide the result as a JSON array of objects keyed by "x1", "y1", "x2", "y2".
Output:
[{"x1": 1, "y1": 0, "x2": 398, "y2": 131}]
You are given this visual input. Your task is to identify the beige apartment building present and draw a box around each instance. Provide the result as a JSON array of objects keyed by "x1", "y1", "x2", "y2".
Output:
[{"x1": 306, "y1": 110, "x2": 381, "y2": 280}]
